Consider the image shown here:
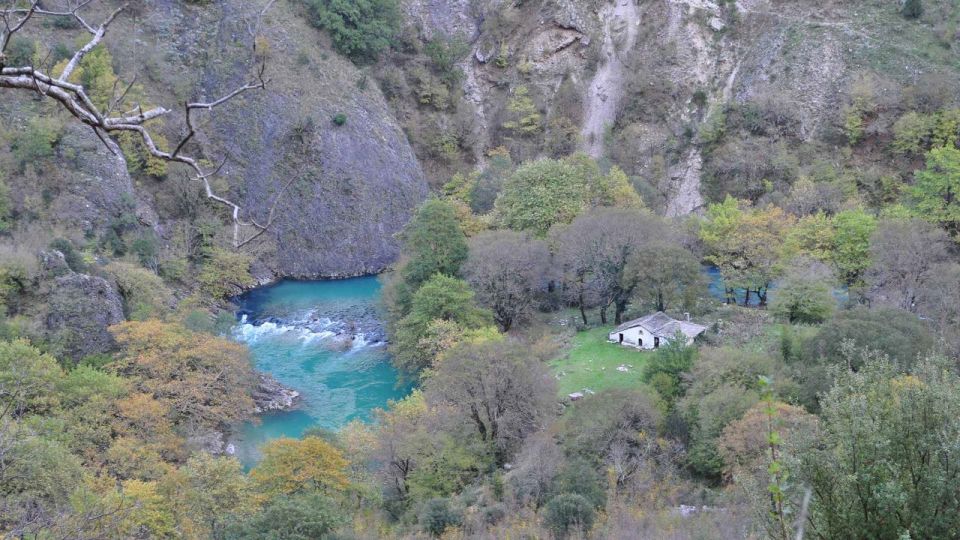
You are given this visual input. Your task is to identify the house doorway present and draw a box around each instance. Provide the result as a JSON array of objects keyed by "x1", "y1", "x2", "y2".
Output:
[
  {"x1": 654, "y1": 337, "x2": 660, "y2": 348},
  {"x1": 618, "y1": 333, "x2": 624, "y2": 344}
]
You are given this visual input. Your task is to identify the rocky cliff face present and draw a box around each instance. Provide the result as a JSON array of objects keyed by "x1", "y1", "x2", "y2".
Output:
[
  {"x1": 390, "y1": 0, "x2": 959, "y2": 212},
  {"x1": 108, "y1": 0, "x2": 429, "y2": 279},
  {"x1": 2, "y1": 0, "x2": 428, "y2": 283}
]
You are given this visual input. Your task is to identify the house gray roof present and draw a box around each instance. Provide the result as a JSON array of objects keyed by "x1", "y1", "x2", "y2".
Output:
[{"x1": 613, "y1": 312, "x2": 707, "y2": 340}]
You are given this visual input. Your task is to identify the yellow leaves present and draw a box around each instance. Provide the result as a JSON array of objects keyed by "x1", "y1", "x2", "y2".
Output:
[
  {"x1": 110, "y1": 320, "x2": 255, "y2": 430},
  {"x1": 119, "y1": 479, "x2": 177, "y2": 538},
  {"x1": 198, "y1": 248, "x2": 257, "y2": 301},
  {"x1": 249, "y1": 436, "x2": 351, "y2": 499}
]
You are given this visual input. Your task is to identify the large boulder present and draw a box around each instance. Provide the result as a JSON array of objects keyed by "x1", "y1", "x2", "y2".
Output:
[{"x1": 43, "y1": 252, "x2": 124, "y2": 362}]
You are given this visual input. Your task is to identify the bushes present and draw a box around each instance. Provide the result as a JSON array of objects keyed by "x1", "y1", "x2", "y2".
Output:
[
  {"x1": 543, "y1": 493, "x2": 595, "y2": 537},
  {"x1": 303, "y1": 0, "x2": 400, "y2": 63},
  {"x1": 494, "y1": 154, "x2": 642, "y2": 236},
  {"x1": 0, "y1": 175, "x2": 10, "y2": 232},
  {"x1": 225, "y1": 493, "x2": 346, "y2": 539},
  {"x1": 6, "y1": 37, "x2": 35, "y2": 66},
  {"x1": 900, "y1": 0, "x2": 923, "y2": 19},
  {"x1": 198, "y1": 248, "x2": 256, "y2": 301},
  {"x1": 13, "y1": 118, "x2": 62, "y2": 171},
  {"x1": 48, "y1": 238, "x2": 86, "y2": 273},
  {"x1": 104, "y1": 263, "x2": 172, "y2": 320},
  {"x1": 419, "y1": 498, "x2": 461, "y2": 537}
]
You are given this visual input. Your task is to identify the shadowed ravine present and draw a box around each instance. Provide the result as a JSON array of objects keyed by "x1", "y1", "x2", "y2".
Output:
[{"x1": 227, "y1": 277, "x2": 411, "y2": 468}]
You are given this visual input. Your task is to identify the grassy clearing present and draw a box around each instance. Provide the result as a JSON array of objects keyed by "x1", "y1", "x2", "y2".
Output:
[{"x1": 549, "y1": 327, "x2": 650, "y2": 397}]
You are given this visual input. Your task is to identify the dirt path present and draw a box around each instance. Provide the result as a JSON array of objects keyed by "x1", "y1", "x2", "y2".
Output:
[{"x1": 580, "y1": 0, "x2": 641, "y2": 158}]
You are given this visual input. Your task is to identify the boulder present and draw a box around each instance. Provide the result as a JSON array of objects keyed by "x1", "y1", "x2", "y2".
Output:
[
  {"x1": 252, "y1": 372, "x2": 301, "y2": 414},
  {"x1": 44, "y1": 262, "x2": 124, "y2": 362}
]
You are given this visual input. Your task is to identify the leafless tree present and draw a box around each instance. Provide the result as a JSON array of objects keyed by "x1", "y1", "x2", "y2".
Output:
[
  {"x1": 553, "y1": 208, "x2": 662, "y2": 324},
  {"x1": 461, "y1": 231, "x2": 550, "y2": 332},
  {"x1": 865, "y1": 219, "x2": 953, "y2": 313},
  {"x1": 0, "y1": 0, "x2": 282, "y2": 248}
]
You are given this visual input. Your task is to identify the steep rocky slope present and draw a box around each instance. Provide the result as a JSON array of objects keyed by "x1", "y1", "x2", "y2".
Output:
[
  {"x1": 2, "y1": 0, "x2": 428, "y2": 281},
  {"x1": 392, "y1": 0, "x2": 960, "y2": 212}
]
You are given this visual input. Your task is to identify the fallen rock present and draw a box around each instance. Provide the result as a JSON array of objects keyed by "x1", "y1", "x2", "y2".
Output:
[{"x1": 43, "y1": 254, "x2": 125, "y2": 363}]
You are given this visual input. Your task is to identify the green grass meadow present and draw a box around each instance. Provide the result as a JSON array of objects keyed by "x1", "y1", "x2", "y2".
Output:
[{"x1": 549, "y1": 327, "x2": 650, "y2": 397}]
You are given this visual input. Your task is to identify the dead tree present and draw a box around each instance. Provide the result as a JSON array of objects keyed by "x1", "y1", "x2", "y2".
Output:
[{"x1": 0, "y1": 0, "x2": 281, "y2": 248}]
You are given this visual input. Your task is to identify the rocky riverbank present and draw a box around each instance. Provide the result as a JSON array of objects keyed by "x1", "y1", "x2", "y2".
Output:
[{"x1": 252, "y1": 373, "x2": 301, "y2": 414}]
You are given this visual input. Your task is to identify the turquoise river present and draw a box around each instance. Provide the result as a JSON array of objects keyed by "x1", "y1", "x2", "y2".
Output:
[{"x1": 227, "y1": 277, "x2": 410, "y2": 467}]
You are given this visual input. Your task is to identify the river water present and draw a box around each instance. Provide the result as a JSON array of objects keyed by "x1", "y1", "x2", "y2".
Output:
[{"x1": 227, "y1": 277, "x2": 410, "y2": 467}]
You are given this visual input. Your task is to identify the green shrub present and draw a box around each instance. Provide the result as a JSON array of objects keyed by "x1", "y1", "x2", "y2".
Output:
[
  {"x1": 6, "y1": 37, "x2": 35, "y2": 66},
  {"x1": 543, "y1": 493, "x2": 595, "y2": 538},
  {"x1": 104, "y1": 262, "x2": 171, "y2": 320},
  {"x1": 303, "y1": 0, "x2": 400, "y2": 63},
  {"x1": 332, "y1": 113, "x2": 347, "y2": 126},
  {"x1": 13, "y1": 118, "x2": 62, "y2": 171},
  {"x1": 48, "y1": 238, "x2": 86, "y2": 273},
  {"x1": 419, "y1": 498, "x2": 461, "y2": 537},
  {"x1": 900, "y1": 0, "x2": 922, "y2": 19},
  {"x1": 425, "y1": 36, "x2": 468, "y2": 86},
  {"x1": 198, "y1": 248, "x2": 256, "y2": 301},
  {"x1": 0, "y1": 176, "x2": 11, "y2": 232},
  {"x1": 224, "y1": 493, "x2": 346, "y2": 539},
  {"x1": 130, "y1": 234, "x2": 159, "y2": 269},
  {"x1": 641, "y1": 338, "x2": 696, "y2": 401}
]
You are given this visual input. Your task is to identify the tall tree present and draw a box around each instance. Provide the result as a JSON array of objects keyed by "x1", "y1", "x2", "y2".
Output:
[
  {"x1": 425, "y1": 339, "x2": 556, "y2": 463},
  {"x1": 249, "y1": 436, "x2": 350, "y2": 498},
  {"x1": 798, "y1": 356, "x2": 960, "y2": 539},
  {"x1": 830, "y1": 209, "x2": 876, "y2": 289},
  {"x1": 700, "y1": 198, "x2": 795, "y2": 306},
  {"x1": 911, "y1": 145, "x2": 960, "y2": 234},
  {"x1": 461, "y1": 231, "x2": 550, "y2": 331},
  {"x1": 553, "y1": 208, "x2": 659, "y2": 324},
  {"x1": 626, "y1": 241, "x2": 704, "y2": 313},
  {"x1": 865, "y1": 218, "x2": 952, "y2": 313},
  {"x1": 495, "y1": 154, "x2": 642, "y2": 237},
  {"x1": 387, "y1": 198, "x2": 470, "y2": 321},
  {"x1": 391, "y1": 274, "x2": 493, "y2": 373}
]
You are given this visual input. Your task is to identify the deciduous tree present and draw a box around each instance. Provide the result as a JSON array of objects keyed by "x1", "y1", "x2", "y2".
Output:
[
  {"x1": 110, "y1": 321, "x2": 255, "y2": 431},
  {"x1": 461, "y1": 231, "x2": 550, "y2": 331},
  {"x1": 426, "y1": 339, "x2": 556, "y2": 463}
]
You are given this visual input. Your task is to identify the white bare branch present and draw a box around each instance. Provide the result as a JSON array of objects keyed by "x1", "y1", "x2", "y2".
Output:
[{"x1": 0, "y1": 0, "x2": 279, "y2": 248}]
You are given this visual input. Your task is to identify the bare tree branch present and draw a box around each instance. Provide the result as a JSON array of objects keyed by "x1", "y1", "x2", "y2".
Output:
[{"x1": 0, "y1": 0, "x2": 276, "y2": 248}]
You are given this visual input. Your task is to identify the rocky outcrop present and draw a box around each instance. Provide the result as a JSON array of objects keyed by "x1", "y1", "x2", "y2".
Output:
[
  {"x1": 49, "y1": 124, "x2": 158, "y2": 233},
  {"x1": 404, "y1": 0, "x2": 485, "y2": 40},
  {"x1": 42, "y1": 251, "x2": 124, "y2": 362},
  {"x1": 252, "y1": 373, "x2": 301, "y2": 414},
  {"x1": 103, "y1": 0, "x2": 428, "y2": 280}
]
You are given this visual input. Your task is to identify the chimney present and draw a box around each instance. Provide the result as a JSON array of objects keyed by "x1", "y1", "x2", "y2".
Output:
[{"x1": 684, "y1": 312, "x2": 690, "y2": 322}]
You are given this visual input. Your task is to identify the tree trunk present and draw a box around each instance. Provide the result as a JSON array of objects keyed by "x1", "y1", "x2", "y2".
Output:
[
  {"x1": 657, "y1": 290, "x2": 665, "y2": 312},
  {"x1": 579, "y1": 292, "x2": 588, "y2": 325},
  {"x1": 758, "y1": 287, "x2": 768, "y2": 307},
  {"x1": 600, "y1": 305, "x2": 608, "y2": 325},
  {"x1": 614, "y1": 300, "x2": 629, "y2": 324},
  {"x1": 725, "y1": 287, "x2": 735, "y2": 305},
  {"x1": 743, "y1": 289, "x2": 752, "y2": 307}
]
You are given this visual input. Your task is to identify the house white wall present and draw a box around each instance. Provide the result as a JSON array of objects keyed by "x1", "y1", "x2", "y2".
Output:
[
  {"x1": 608, "y1": 326, "x2": 693, "y2": 350},
  {"x1": 608, "y1": 326, "x2": 660, "y2": 350}
]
